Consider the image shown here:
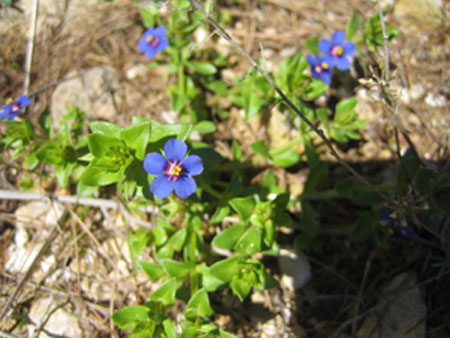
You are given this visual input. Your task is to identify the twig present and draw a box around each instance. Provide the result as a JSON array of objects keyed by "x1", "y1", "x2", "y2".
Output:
[
  {"x1": 188, "y1": 0, "x2": 388, "y2": 201},
  {"x1": 0, "y1": 189, "x2": 156, "y2": 214},
  {"x1": 23, "y1": 0, "x2": 39, "y2": 94},
  {"x1": 65, "y1": 204, "x2": 120, "y2": 273}
]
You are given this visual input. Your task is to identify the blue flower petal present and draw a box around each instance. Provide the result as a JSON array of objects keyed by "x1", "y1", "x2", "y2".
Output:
[
  {"x1": 144, "y1": 153, "x2": 167, "y2": 175},
  {"x1": 174, "y1": 176, "x2": 196, "y2": 198},
  {"x1": 157, "y1": 37, "x2": 169, "y2": 51},
  {"x1": 0, "y1": 111, "x2": 8, "y2": 119},
  {"x1": 343, "y1": 41, "x2": 356, "y2": 56},
  {"x1": 138, "y1": 39, "x2": 149, "y2": 52},
  {"x1": 182, "y1": 155, "x2": 203, "y2": 176},
  {"x1": 335, "y1": 57, "x2": 350, "y2": 70},
  {"x1": 8, "y1": 111, "x2": 19, "y2": 120},
  {"x1": 321, "y1": 73, "x2": 332, "y2": 85},
  {"x1": 154, "y1": 25, "x2": 167, "y2": 38},
  {"x1": 151, "y1": 174, "x2": 173, "y2": 198},
  {"x1": 331, "y1": 30, "x2": 345, "y2": 45},
  {"x1": 379, "y1": 209, "x2": 390, "y2": 221},
  {"x1": 145, "y1": 47, "x2": 158, "y2": 59},
  {"x1": 17, "y1": 95, "x2": 30, "y2": 106},
  {"x1": 306, "y1": 54, "x2": 316, "y2": 66},
  {"x1": 143, "y1": 28, "x2": 156, "y2": 38},
  {"x1": 3, "y1": 105, "x2": 11, "y2": 115},
  {"x1": 318, "y1": 39, "x2": 331, "y2": 54},
  {"x1": 164, "y1": 139, "x2": 187, "y2": 162}
]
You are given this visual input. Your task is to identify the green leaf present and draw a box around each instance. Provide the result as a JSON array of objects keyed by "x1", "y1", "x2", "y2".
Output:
[
  {"x1": 161, "y1": 259, "x2": 195, "y2": 278},
  {"x1": 167, "y1": 227, "x2": 187, "y2": 251},
  {"x1": 206, "y1": 80, "x2": 228, "y2": 96},
  {"x1": 138, "y1": 2, "x2": 159, "y2": 28},
  {"x1": 244, "y1": 91, "x2": 263, "y2": 119},
  {"x1": 196, "y1": 265, "x2": 225, "y2": 292},
  {"x1": 55, "y1": 162, "x2": 75, "y2": 188},
  {"x1": 112, "y1": 305, "x2": 150, "y2": 330},
  {"x1": 349, "y1": 212, "x2": 373, "y2": 242},
  {"x1": 184, "y1": 289, "x2": 213, "y2": 320},
  {"x1": 251, "y1": 140, "x2": 271, "y2": 158},
  {"x1": 210, "y1": 256, "x2": 241, "y2": 282},
  {"x1": 87, "y1": 133, "x2": 124, "y2": 157},
  {"x1": 211, "y1": 205, "x2": 230, "y2": 223},
  {"x1": 148, "y1": 120, "x2": 192, "y2": 143},
  {"x1": 335, "y1": 177, "x2": 383, "y2": 205},
  {"x1": 193, "y1": 121, "x2": 216, "y2": 134},
  {"x1": 229, "y1": 196, "x2": 256, "y2": 221},
  {"x1": 335, "y1": 97, "x2": 357, "y2": 117},
  {"x1": 346, "y1": 10, "x2": 359, "y2": 40},
  {"x1": 152, "y1": 226, "x2": 168, "y2": 246},
  {"x1": 212, "y1": 224, "x2": 247, "y2": 250},
  {"x1": 301, "y1": 201, "x2": 320, "y2": 237},
  {"x1": 304, "y1": 160, "x2": 328, "y2": 193},
  {"x1": 89, "y1": 121, "x2": 124, "y2": 138},
  {"x1": 316, "y1": 107, "x2": 329, "y2": 126},
  {"x1": 305, "y1": 37, "x2": 320, "y2": 54},
  {"x1": 234, "y1": 227, "x2": 262, "y2": 255},
  {"x1": 303, "y1": 80, "x2": 329, "y2": 99},
  {"x1": 120, "y1": 122, "x2": 151, "y2": 160},
  {"x1": 230, "y1": 274, "x2": 255, "y2": 301},
  {"x1": 163, "y1": 319, "x2": 177, "y2": 338},
  {"x1": 36, "y1": 143, "x2": 65, "y2": 165},
  {"x1": 189, "y1": 61, "x2": 217, "y2": 75},
  {"x1": 272, "y1": 149, "x2": 300, "y2": 168},
  {"x1": 150, "y1": 278, "x2": 177, "y2": 306},
  {"x1": 138, "y1": 260, "x2": 165, "y2": 281},
  {"x1": 80, "y1": 156, "x2": 131, "y2": 186},
  {"x1": 128, "y1": 229, "x2": 151, "y2": 256}
]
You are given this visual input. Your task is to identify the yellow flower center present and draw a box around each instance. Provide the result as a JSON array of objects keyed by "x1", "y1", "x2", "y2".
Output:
[
  {"x1": 6, "y1": 98, "x2": 13, "y2": 104},
  {"x1": 168, "y1": 163, "x2": 182, "y2": 177},
  {"x1": 321, "y1": 62, "x2": 329, "y2": 69}
]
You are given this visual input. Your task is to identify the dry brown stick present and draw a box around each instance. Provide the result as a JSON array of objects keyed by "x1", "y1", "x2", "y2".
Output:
[
  {"x1": 65, "y1": 204, "x2": 119, "y2": 273},
  {"x1": 189, "y1": 0, "x2": 388, "y2": 201}
]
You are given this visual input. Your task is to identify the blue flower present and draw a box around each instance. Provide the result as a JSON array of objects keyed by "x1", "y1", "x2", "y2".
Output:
[
  {"x1": 0, "y1": 95, "x2": 32, "y2": 121},
  {"x1": 138, "y1": 26, "x2": 169, "y2": 59},
  {"x1": 379, "y1": 209, "x2": 417, "y2": 238},
  {"x1": 144, "y1": 139, "x2": 203, "y2": 199},
  {"x1": 318, "y1": 31, "x2": 355, "y2": 70},
  {"x1": 306, "y1": 54, "x2": 334, "y2": 85}
]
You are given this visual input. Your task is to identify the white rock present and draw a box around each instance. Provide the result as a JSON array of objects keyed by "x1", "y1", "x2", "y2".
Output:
[
  {"x1": 425, "y1": 93, "x2": 446, "y2": 107},
  {"x1": 126, "y1": 64, "x2": 149, "y2": 80},
  {"x1": 6, "y1": 241, "x2": 44, "y2": 273},
  {"x1": 410, "y1": 84, "x2": 425, "y2": 100},
  {"x1": 27, "y1": 297, "x2": 82, "y2": 338},
  {"x1": 357, "y1": 272, "x2": 426, "y2": 338},
  {"x1": 279, "y1": 249, "x2": 311, "y2": 290},
  {"x1": 50, "y1": 67, "x2": 121, "y2": 127}
]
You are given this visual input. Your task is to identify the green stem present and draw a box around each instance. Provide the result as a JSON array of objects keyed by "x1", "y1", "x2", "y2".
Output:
[
  {"x1": 189, "y1": 230, "x2": 198, "y2": 295},
  {"x1": 178, "y1": 62, "x2": 185, "y2": 97},
  {"x1": 202, "y1": 184, "x2": 222, "y2": 199}
]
